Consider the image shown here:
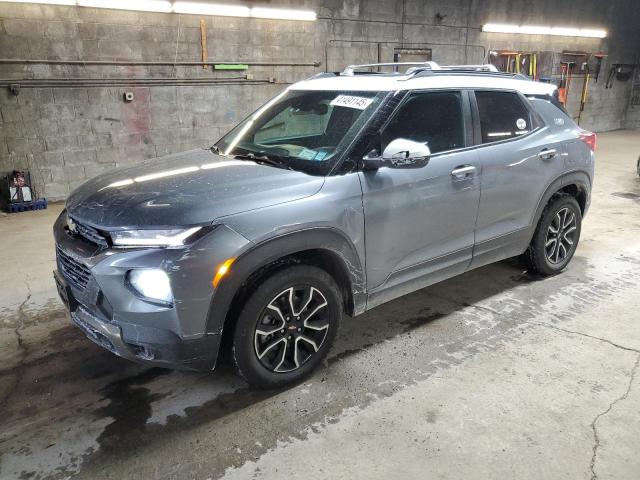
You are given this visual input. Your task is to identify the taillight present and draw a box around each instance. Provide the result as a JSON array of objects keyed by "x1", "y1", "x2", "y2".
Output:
[{"x1": 579, "y1": 131, "x2": 597, "y2": 152}]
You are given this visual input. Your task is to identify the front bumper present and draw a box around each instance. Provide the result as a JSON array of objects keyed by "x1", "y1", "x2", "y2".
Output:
[
  {"x1": 53, "y1": 210, "x2": 251, "y2": 371},
  {"x1": 54, "y1": 267, "x2": 220, "y2": 370}
]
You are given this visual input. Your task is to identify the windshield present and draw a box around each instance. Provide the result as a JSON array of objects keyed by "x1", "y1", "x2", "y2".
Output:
[{"x1": 215, "y1": 89, "x2": 385, "y2": 175}]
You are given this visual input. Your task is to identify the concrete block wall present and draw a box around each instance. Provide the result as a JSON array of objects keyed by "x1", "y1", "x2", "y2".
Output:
[
  {"x1": 0, "y1": 0, "x2": 639, "y2": 200},
  {"x1": 625, "y1": 72, "x2": 640, "y2": 129},
  {"x1": 626, "y1": 107, "x2": 640, "y2": 129},
  {"x1": 0, "y1": 82, "x2": 283, "y2": 198}
]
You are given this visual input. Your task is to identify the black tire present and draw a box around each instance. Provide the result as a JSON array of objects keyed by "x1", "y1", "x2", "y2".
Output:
[
  {"x1": 522, "y1": 194, "x2": 582, "y2": 276},
  {"x1": 231, "y1": 265, "x2": 342, "y2": 388},
  {"x1": 636, "y1": 156, "x2": 640, "y2": 177}
]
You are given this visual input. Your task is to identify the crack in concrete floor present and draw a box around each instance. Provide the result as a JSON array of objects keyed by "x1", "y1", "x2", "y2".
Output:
[
  {"x1": 427, "y1": 281, "x2": 640, "y2": 480},
  {"x1": 589, "y1": 354, "x2": 640, "y2": 480},
  {"x1": 531, "y1": 321, "x2": 640, "y2": 354}
]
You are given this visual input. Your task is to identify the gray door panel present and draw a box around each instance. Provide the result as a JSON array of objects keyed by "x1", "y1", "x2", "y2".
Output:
[
  {"x1": 360, "y1": 148, "x2": 481, "y2": 290},
  {"x1": 469, "y1": 90, "x2": 568, "y2": 267},
  {"x1": 471, "y1": 128, "x2": 566, "y2": 265}
]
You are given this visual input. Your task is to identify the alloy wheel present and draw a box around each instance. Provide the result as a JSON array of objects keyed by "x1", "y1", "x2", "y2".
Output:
[
  {"x1": 544, "y1": 207, "x2": 577, "y2": 264},
  {"x1": 254, "y1": 286, "x2": 330, "y2": 373}
]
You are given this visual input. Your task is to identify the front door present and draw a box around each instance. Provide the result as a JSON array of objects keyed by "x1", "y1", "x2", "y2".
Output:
[{"x1": 359, "y1": 90, "x2": 481, "y2": 306}]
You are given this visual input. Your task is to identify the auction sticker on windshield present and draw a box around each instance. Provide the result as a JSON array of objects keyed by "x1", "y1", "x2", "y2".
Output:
[{"x1": 330, "y1": 95, "x2": 373, "y2": 110}]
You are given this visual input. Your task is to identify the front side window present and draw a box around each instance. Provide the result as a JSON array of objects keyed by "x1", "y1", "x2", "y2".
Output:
[
  {"x1": 475, "y1": 91, "x2": 533, "y2": 144},
  {"x1": 380, "y1": 91, "x2": 465, "y2": 155},
  {"x1": 215, "y1": 90, "x2": 385, "y2": 175}
]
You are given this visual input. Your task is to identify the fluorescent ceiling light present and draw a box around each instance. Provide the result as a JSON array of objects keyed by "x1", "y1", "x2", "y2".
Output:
[
  {"x1": 3, "y1": 0, "x2": 75, "y2": 4},
  {"x1": 78, "y1": 0, "x2": 172, "y2": 12},
  {"x1": 577, "y1": 29, "x2": 609, "y2": 38},
  {"x1": 518, "y1": 25, "x2": 551, "y2": 35},
  {"x1": 251, "y1": 7, "x2": 316, "y2": 21},
  {"x1": 173, "y1": 2, "x2": 250, "y2": 16},
  {"x1": 482, "y1": 23, "x2": 606, "y2": 38},
  {"x1": 0, "y1": 0, "x2": 317, "y2": 20}
]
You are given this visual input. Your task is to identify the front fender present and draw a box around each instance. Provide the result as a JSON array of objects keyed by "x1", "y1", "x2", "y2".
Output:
[{"x1": 205, "y1": 227, "x2": 367, "y2": 336}]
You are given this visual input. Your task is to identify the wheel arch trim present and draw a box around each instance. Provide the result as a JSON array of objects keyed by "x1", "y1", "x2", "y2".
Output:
[{"x1": 532, "y1": 170, "x2": 591, "y2": 230}]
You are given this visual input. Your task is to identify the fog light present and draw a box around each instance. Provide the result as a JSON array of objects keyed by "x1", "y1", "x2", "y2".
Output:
[{"x1": 127, "y1": 269, "x2": 173, "y2": 305}]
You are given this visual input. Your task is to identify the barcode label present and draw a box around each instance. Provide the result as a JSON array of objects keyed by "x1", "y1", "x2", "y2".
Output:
[{"x1": 330, "y1": 95, "x2": 373, "y2": 110}]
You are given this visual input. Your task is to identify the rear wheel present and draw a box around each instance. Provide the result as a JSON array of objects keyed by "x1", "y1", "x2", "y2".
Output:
[
  {"x1": 522, "y1": 194, "x2": 582, "y2": 275},
  {"x1": 231, "y1": 265, "x2": 341, "y2": 388}
]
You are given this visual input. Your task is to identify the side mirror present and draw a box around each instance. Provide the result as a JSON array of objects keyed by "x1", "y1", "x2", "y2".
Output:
[{"x1": 362, "y1": 138, "x2": 431, "y2": 170}]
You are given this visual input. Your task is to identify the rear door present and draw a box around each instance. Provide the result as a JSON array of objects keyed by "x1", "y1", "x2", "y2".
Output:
[{"x1": 469, "y1": 89, "x2": 566, "y2": 268}]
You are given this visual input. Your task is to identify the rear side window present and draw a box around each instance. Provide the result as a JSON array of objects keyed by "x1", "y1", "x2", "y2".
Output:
[
  {"x1": 381, "y1": 91, "x2": 465, "y2": 154},
  {"x1": 475, "y1": 91, "x2": 533, "y2": 144}
]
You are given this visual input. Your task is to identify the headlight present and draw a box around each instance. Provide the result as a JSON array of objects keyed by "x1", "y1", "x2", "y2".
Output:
[
  {"x1": 127, "y1": 269, "x2": 173, "y2": 305},
  {"x1": 110, "y1": 227, "x2": 202, "y2": 247}
]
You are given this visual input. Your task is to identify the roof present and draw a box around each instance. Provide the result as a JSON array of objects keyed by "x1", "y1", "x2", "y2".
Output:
[
  {"x1": 290, "y1": 73, "x2": 557, "y2": 96},
  {"x1": 289, "y1": 62, "x2": 557, "y2": 96}
]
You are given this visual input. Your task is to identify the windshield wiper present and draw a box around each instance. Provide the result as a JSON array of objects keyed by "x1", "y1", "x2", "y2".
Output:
[{"x1": 232, "y1": 152, "x2": 292, "y2": 170}]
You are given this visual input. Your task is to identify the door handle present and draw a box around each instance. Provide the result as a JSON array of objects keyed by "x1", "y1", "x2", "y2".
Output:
[
  {"x1": 451, "y1": 165, "x2": 476, "y2": 179},
  {"x1": 538, "y1": 148, "x2": 557, "y2": 160}
]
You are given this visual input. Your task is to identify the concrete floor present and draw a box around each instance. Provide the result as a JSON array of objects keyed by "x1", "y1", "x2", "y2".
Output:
[{"x1": 1, "y1": 130, "x2": 640, "y2": 480}]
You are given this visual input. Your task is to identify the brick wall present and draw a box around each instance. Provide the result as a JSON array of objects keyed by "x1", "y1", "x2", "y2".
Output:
[{"x1": 0, "y1": 0, "x2": 639, "y2": 200}]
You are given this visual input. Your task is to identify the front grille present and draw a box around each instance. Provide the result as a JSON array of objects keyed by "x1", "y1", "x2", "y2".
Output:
[
  {"x1": 56, "y1": 247, "x2": 91, "y2": 290},
  {"x1": 71, "y1": 218, "x2": 109, "y2": 248}
]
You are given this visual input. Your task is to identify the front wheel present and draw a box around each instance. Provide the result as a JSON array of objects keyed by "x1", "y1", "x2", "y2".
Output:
[
  {"x1": 522, "y1": 194, "x2": 582, "y2": 275},
  {"x1": 231, "y1": 265, "x2": 342, "y2": 388}
]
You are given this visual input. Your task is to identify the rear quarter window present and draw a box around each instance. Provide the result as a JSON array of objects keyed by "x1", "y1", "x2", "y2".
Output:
[{"x1": 527, "y1": 97, "x2": 578, "y2": 132}]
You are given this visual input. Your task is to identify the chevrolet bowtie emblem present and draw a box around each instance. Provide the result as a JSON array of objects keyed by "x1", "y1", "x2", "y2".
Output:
[{"x1": 67, "y1": 216, "x2": 77, "y2": 234}]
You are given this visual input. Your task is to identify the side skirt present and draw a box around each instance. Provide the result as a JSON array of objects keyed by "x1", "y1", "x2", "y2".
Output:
[{"x1": 366, "y1": 247, "x2": 471, "y2": 310}]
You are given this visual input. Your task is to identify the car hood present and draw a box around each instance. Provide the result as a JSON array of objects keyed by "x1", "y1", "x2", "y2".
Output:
[{"x1": 66, "y1": 149, "x2": 324, "y2": 229}]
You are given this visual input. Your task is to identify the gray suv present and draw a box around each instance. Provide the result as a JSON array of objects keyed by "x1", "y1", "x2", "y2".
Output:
[{"x1": 53, "y1": 62, "x2": 595, "y2": 387}]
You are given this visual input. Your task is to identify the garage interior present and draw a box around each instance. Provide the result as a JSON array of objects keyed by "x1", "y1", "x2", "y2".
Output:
[{"x1": 1, "y1": 0, "x2": 640, "y2": 479}]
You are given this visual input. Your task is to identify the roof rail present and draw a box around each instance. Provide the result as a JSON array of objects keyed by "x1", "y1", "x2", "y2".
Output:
[
  {"x1": 406, "y1": 64, "x2": 499, "y2": 75},
  {"x1": 342, "y1": 61, "x2": 441, "y2": 75},
  {"x1": 409, "y1": 69, "x2": 530, "y2": 81},
  {"x1": 339, "y1": 62, "x2": 534, "y2": 81},
  {"x1": 447, "y1": 64, "x2": 499, "y2": 72}
]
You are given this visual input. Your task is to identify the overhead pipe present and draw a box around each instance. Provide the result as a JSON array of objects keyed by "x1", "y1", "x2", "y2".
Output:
[
  {"x1": 318, "y1": 15, "x2": 477, "y2": 31},
  {"x1": 0, "y1": 76, "x2": 250, "y2": 82},
  {"x1": 0, "y1": 80, "x2": 280, "y2": 89},
  {"x1": 0, "y1": 77, "x2": 267, "y2": 85},
  {"x1": 0, "y1": 59, "x2": 321, "y2": 67},
  {"x1": 1, "y1": 76, "x2": 256, "y2": 83}
]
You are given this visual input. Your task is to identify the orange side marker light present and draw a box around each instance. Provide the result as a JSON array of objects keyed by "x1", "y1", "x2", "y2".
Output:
[{"x1": 212, "y1": 258, "x2": 235, "y2": 288}]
